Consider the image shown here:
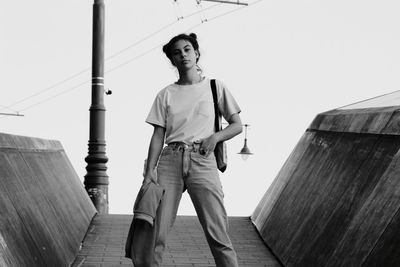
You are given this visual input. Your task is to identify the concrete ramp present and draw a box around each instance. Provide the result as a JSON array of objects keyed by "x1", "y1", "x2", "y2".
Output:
[
  {"x1": 0, "y1": 133, "x2": 96, "y2": 267},
  {"x1": 252, "y1": 99, "x2": 400, "y2": 266}
]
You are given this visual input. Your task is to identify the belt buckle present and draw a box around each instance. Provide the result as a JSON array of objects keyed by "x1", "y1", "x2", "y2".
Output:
[{"x1": 193, "y1": 140, "x2": 201, "y2": 145}]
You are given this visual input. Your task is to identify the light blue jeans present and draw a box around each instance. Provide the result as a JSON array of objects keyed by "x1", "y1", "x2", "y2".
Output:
[{"x1": 152, "y1": 143, "x2": 238, "y2": 267}]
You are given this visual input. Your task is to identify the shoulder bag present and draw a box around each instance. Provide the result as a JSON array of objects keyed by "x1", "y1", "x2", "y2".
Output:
[{"x1": 210, "y1": 79, "x2": 227, "y2": 173}]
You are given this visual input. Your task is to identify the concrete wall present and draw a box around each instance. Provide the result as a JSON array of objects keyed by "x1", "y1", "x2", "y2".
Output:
[
  {"x1": 0, "y1": 133, "x2": 96, "y2": 267},
  {"x1": 252, "y1": 107, "x2": 400, "y2": 267}
]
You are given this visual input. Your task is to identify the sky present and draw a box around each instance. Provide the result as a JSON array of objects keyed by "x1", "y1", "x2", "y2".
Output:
[{"x1": 1, "y1": 0, "x2": 400, "y2": 215}]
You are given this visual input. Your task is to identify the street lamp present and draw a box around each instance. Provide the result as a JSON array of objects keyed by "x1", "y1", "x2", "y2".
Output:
[
  {"x1": 84, "y1": 0, "x2": 109, "y2": 214},
  {"x1": 238, "y1": 124, "x2": 253, "y2": 160}
]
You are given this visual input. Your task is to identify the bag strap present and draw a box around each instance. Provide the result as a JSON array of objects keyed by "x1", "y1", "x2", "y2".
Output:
[{"x1": 210, "y1": 79, "x2": 220, "y2": 132}]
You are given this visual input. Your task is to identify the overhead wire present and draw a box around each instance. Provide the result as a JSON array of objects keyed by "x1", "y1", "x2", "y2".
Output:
[
  {"x1": 183, "y1": 0, "x2": 263, "y2": 33},
  {"x1": 0, "y1": 102, "x2": 25, "y2": 118},
  {"x1": 202, "y1": 1, "x2": 247, "y2": 22},
  {"x1": 336, "y1": 89, "x2": 400, "y2": 110},
  {"x1": 173, "y1": 0, "x2": 184, "y2": 20},
  {"x1": 105, "y1": 20, "x2": 178, "y2": 62},
  {"x1": 0, "y1": 2, "x2": 222, "y2": 115},
  {"x1": 18, "y1": 80, "x2": 91, "y2": 112},
  {"x1": 2, "y1": 0, "x2": 263, "y2": 115},
  {"x1": 0, "y1": 68, "x2": 90, "y2": 114},
  {"x1": 100, "y1": 3, "x2": 224, "y2": 75},
  {"x1": 0, "y1": 104, "x2": 19, "y2": 114},
  {"x1": 195, "y1": 0, "x2": 208, "y2": 23},
  {"x1": 0, "y1": 18, "x2": 178, "y2": 113},
  {"x1": 0, "y1": 20, "x2": 181, "y2": 113}
]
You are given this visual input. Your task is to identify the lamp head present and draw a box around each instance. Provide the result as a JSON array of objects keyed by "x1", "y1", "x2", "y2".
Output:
[{"x1": 238, "y1": 139, "x2": 253, "y2": 160}]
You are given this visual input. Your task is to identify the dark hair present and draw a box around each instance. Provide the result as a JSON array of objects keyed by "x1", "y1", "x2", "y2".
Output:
[{"x1": 162, "y1": 33, "x2": 200, "y2": 65}]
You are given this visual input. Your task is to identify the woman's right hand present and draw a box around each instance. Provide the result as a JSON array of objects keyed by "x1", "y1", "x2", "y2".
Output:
[
  {"x1": 143, "y1": 125, "x2": 165, "y2": 185},
  {"x1": 143, "y1": 168, "x2": 157, "y2": 185}
]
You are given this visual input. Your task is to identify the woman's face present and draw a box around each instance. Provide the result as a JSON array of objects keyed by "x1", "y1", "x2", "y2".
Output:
[{"x1": 171, "y1": 39, "x2": 199, "y2": 71}]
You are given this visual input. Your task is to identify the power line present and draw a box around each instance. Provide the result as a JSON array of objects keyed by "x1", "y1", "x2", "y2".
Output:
[
  {"x1": 0, "y1": 68, "x2": 90, "y2": 113},
  {"x1": 205, "y1": 0, "x2": 266, "y2": 22},
  {"x1": 173, "y1": 0, "x2": 184, "y2": 20},
  {"x1": 106, "y1": 45, "x2": 161, "y2": 74},
  {"x1": 0, "y1": 21, "x2": 179, "y2": 112},
  {"x1": 105, "y1": 20, "x2": 178, "y2": 62},
  {"x1": 0, "y1": 112, "x2": 24, "y2": 117},
  {"x1": 206, "y1": 3, "x2": 246, "y2": 22},
  {"x1": 195, "y1": 0, "x2": 208, "y2": 23},
  {"x1": 18, "y1": 80, "x2": 90, "y2": 112},
  {"x1": 0, "y1": 104, "x2": 20, "y2": 114},
  {"x1": 185, "y1": 0, "x2": 248, "y2": 31},
  {"x1": 12, "y1": 45, "x2": 162, "y2": 113},
  {"x1": 0, "y1": 3, "x2": 223, "y2": 114},
  {"x1": 3, "y1": 0, "x2": 264, "y2": 113},
  {"x1": 200, "y1": 0, "x2": 248, "y2": 6}
]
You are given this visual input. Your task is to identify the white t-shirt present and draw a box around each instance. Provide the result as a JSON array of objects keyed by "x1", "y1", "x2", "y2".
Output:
[{"x1": 146, "y1": 78, "x2": 241, "y2": 145}]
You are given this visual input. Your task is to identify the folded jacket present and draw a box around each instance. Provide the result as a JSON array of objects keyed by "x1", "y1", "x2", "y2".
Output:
[
  {"x1": 125, "y1": 181, "x2": 165, "y2": 261},
  {"x1": 133, "y1": 180, "x2": 165, "y2": 226}
]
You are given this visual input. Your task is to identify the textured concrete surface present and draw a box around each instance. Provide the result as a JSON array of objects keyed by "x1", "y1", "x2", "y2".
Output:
[
  {"x1": 0, "y1": 132, "x2": 95, "y2": 267},
  {"x1": 72, "y1": 214, "x2": 282, "y2": 267}
]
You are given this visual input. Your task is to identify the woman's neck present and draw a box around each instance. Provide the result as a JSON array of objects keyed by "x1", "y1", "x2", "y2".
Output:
[{"x1": 177, "y1": 69, "x2": 202, "y2": 85}]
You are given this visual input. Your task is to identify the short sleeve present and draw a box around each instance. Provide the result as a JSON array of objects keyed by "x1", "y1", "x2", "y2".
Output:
[
  {"x1": 145, "y1": 91, "x2": 166, "y2": 128},
  {"x1": 216, "y1": 80, "x2": 241, "y2": 121}
]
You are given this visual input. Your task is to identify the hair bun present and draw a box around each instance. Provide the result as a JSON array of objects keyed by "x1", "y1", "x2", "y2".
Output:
[{"x1": 189, "y1": 33, "x2": 197, "y2": 40}]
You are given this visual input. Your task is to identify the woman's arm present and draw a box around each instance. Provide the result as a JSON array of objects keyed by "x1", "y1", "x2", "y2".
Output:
[
  {"x1": 144, "y1": 125, "x2": 165, "y2": 183},
  {"x1": 200, "y1": 113, "x2": 243, "y2": 157}
]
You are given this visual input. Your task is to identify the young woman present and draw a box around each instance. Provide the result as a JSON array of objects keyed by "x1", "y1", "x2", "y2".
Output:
[{"x1": 144, "y1": 33, "x2": 242, "y2": 267}]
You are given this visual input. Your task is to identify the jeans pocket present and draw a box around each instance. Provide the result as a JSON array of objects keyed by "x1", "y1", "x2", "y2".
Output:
[
  {"x1": 192, "y1": 150, "x2": 216, "y2": 162},
  {"x1": 160, "y1": 146, "x2": 173, "y2": 157}
]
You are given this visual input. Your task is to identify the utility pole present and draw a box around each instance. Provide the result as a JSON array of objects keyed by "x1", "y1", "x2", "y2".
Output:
[{"x1": 84, "y1": 0, "x2": 109, "y2": 214}]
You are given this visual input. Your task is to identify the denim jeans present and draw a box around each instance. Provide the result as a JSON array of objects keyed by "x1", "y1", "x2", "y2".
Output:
[{"x1": 151, "y1": 143, "x2": 238, "y2": 267}]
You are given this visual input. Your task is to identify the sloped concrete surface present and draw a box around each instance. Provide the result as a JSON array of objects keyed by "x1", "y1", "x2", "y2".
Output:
[
  {"x1": 72, "y1": 215, "x2": 281, "y2": 267},
  {"x1": 0, "y1": 132, "x2": 95, "y2": 267}
]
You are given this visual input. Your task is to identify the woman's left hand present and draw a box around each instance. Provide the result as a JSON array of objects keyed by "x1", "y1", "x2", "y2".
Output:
[{"x1": 199, "y1": 135, "x2": 218, "y2": 157}]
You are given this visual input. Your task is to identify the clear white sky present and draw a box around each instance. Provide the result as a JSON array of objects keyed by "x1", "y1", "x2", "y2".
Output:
[{"x1": 1, "y1": 0, "x2": 400, "y2": 215}]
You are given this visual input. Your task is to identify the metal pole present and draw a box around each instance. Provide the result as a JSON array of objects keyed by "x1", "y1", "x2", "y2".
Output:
[
  {"x1": 200, "y1": 0, "x2": 248, "y2": 6},
  {"x1": 84, "y1": 0, "x2": 109, "y2": 214},
  {"x1": 0, "y1": 113, "x2": 24, "y2": 116}
]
